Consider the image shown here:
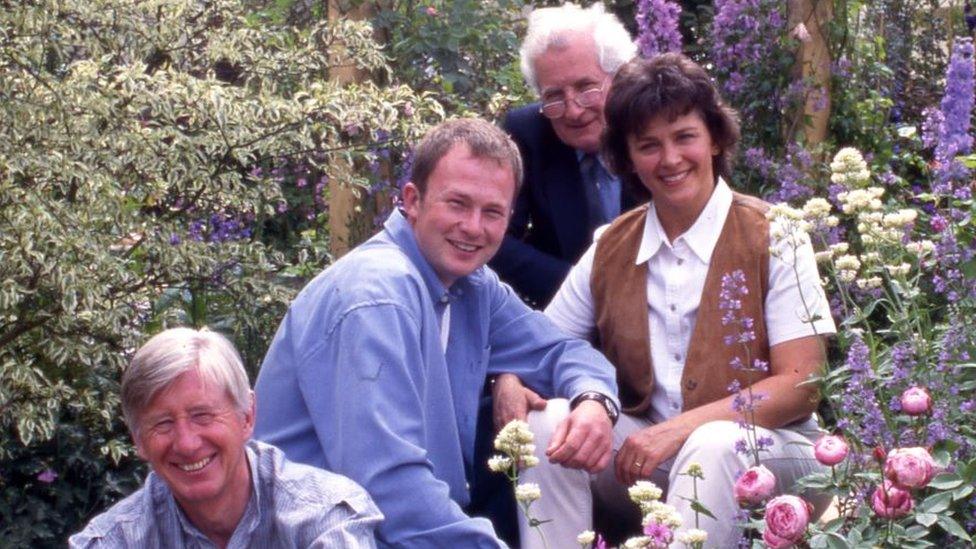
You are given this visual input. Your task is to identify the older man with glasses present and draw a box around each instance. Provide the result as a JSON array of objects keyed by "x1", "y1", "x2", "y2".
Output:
[{"x1": 488, "y1": 2, "x2": 639, "y2": 309}]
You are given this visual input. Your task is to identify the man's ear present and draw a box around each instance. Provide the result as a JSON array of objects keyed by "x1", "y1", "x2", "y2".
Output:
[
  {"x1": 133, "y1": 431, "x2": 147, "y2": 461},
  {"x1": 243, "y1": 391, "x2": 256, "y2": 439},
  {"x1": 402, "y1": 182, "x2": 422, "y2": 223}
]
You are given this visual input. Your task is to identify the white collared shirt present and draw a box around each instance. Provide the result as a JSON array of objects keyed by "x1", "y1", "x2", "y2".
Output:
[{"x1": 545, "y1": 180, "x2": 836, "y2": 422}]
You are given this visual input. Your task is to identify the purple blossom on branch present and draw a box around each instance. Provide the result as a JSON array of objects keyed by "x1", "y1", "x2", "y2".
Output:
[
  {"x1": 636, "y1": 0, "x2": 683, "y2": 58},
  {"x1": 37, "y1": 469, "x2": 58, "y2": 483},
  {"x1": 932, "y1": 37, "x2": 974, "y2": 197}
]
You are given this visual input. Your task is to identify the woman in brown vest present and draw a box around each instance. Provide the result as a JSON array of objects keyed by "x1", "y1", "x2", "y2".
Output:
[{"x1": 502, "y1": 53, "x2": 837, "y2": 547}]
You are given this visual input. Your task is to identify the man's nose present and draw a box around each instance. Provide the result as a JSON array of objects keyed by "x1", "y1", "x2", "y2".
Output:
[{"x1": 172, "y1": 420, "x2": 202, "y2": 454}]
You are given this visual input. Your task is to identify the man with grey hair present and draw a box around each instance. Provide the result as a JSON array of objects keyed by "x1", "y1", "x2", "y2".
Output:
[
  {"x1": 254, "y1": 118, "x2": 620, "y2": 548},
  {"x1": 70, "y1": 327, "x2": 381, "y2": 548},
  {"x1": 489, "y1": 2, "x2": 639, "y2": 308}
]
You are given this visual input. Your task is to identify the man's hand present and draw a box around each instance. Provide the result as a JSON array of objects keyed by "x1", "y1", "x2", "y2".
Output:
[
  {"x1": 614, "y1": 419, "x2": 689, "y2": 486},
  {"x1": 491, "y1": 373, "x2": 547, "y2": 431},
  {"x1": 545, "y1": 400, "x2": 612, "y2": 473}
]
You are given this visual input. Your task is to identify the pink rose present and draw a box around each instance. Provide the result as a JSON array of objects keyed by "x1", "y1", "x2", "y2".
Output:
[
  {"x1": 763, "y1": 495, "x2": 811, "y2": 548},
  {"x1": 900, "y1": 386, "x2": 932, "y2": 416},
  {"x1": 871, "y1": 479, "x2": 914, "y2": 518},
  {"x1": 884, "y1": 447, "x2": 937, "y2": 488},
  {"x1": 813, "y1": 434, "x2": 849, "y2": 466},
  {"x1": 735, "y1": 464, "x2": 777, "y2": 506}
]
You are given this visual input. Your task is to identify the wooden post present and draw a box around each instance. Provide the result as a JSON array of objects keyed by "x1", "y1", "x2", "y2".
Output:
[
  {"x1": 788, "y1": 0, "x2": 833, "y2": 145},
  {"x1": 327, "y1": 0, "x2": 373, "y2": 257}
]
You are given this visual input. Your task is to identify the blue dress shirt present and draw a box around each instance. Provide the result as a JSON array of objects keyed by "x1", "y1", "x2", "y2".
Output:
[{"x1": 254, "y1": 209, "x2": 618, "y2": 548}]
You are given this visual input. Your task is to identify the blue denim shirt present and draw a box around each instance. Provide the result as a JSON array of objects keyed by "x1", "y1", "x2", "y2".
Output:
[
  {"x1": 254, "y1": 209, "x2": 618, "y2": 548},
  {"x1": 69, "y1": 440, "x2": 381, "y2": 548}
]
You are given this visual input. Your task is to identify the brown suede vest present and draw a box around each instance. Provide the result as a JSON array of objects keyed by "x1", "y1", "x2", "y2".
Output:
[{"x1": 591, "y1": 192, "x2": 772, "y2": 415}]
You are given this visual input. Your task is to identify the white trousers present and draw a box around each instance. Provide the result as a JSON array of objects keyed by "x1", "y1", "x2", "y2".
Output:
[{"x1": 517, "y1": 399, "x2": 832, "y2": 549}]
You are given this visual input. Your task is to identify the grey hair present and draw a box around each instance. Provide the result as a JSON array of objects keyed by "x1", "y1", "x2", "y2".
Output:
[
  {"x1": 519, "y1": 3, "x2": 637, "y2": 94},
  {"x1": 121, "y1": 327, "x2": 251, "y2": 432}
]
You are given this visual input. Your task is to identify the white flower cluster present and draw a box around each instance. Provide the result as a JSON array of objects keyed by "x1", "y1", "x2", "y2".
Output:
[
  {"x1": 514, "y1": 482, "x2": 541, "y2": 503},
  {"x1": 628, "y1": 480, "x2": 664, "y2": 505},
  {"x1": 830, "y1": 147, "x2": 871, "y2": 187},
  {"x1": 642, "y1": 501, "x2": 683, "y2": 529},
  {"x1": 487, "y1": 455, "x2": 513, "y2": 473},
  {"x1": 676, "y1": 528, "x2": 708, "y2": 546},
  {"x1": 576, "y1": 530, "x2": 596, "y2": 545},
  {"x1": 905, "y1": 240, "x2": 935, "y2": 256},
  {"x1": 835, "y1": 254, "x2": 862, "y2": 283},
  {"x1": 622, "y1": 536, "x2": 651, "y2": 548},
  {"x1": 491, "y1": 419, "x2": 539, "y2": 471},
  {"x1": 837, "y1": 187, "x2": 884, "y2": 214}
]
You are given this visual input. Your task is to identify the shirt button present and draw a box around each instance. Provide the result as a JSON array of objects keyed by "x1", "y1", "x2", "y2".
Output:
[
  {"x1": 465, "y1": 482, "x2": 471, "y2": 491},
  {"x1": 671, "y1": 402, "x2": 680, "y2": 410},
  {"x1": 439, "y1": 295, "x2": 449, "y2": 304},
  {"x1": 677, "y1": 258, "x2": 685, "y2": 266},
  {"x1": 674, "y1": 353, "x2": 681, "y2": 362},
  {"x1": 669, "y1": 304, "x2": 676, "y2": 312}
]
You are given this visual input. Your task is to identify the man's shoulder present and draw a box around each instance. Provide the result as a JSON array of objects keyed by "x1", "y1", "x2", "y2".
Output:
[
  {"x1": 503, "y1": 103, "x2": 558, "y2": 143},
  {"x1": 254, "y1": 441, "x2": 379, "y2": 518},
  {"x1": 297, "y1": 241, "x2": 427, "y2": 311},
  {"x1": 69, "y1": 485, "x2": 154, "y2": 547}
]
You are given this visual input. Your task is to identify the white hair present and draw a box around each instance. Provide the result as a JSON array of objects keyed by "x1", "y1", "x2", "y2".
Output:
[
  {"x1": 121, "y1": 327, "x2": 251, "y2": 431},
  {"x1": 519, "y1": 3, "x2": 637, "y2": 94}
]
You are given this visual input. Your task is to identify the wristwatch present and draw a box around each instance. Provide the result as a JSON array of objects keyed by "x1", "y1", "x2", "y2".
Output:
[{"x1": 570, "y1": 391, "x2": 620, "y2": 426}]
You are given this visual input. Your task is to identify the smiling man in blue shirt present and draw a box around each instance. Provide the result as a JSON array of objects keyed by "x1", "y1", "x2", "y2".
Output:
[{"x1": 254, "y1": 118, "x2": 619, "y2": 547}]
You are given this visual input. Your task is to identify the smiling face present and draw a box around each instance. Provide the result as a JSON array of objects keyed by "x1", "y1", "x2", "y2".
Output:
[
  {"x1": 532, "y1": 32, "x2": 609, "y2": 153},
  {"x1": 403, "y1": 143, "x2": 515, "y2": 288},
  {"x1": 627, "y1": 109, "x2": 721, "y2": 231},
  {"x1": 134, "y1": 369, "x2": 253, "y2": 517}
]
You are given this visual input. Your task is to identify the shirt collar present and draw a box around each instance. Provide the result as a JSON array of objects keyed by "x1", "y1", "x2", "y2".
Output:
[
  {"x1": 382, "y1": 209, "x2": 477, "y2": 303},
  {"x1": 635, "y1": 178, "x2": 733, "y2": 265}
]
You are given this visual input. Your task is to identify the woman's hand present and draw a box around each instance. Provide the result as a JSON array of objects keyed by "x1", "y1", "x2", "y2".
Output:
[{"x1": 615, "y1": 419, "x2": 691, "y2": 486}]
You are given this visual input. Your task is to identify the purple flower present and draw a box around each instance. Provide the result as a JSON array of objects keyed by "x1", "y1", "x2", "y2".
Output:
[
  {"x1": 932, "y1": 38, "x2": 974, "y2": 196},
  {"x1": 636, "y1": 0, "x2": 683, "y2": 58},
  {"x1": 37, "y1": 469, "x2": 58, "y2": 483}
]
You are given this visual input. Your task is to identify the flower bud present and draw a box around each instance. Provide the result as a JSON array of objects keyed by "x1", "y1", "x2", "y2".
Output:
[
  {"x1": 900, "y1": 386, "x2": 932, "y2": 416},
  {"x1": 813, "y1": 434, "x2": 849, "y2": 466},
  {"x1": 734, "y1": 464, "x2": 776, "y2": 506}
]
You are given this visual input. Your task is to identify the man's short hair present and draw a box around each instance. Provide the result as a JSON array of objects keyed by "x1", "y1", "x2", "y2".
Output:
[
  {"x1": 122, "y1": 327, "x2": 251, "y2": 431},
  {"x1": 409, "y1": 118, "x2": 523, "y2": 197},
  {"x1": 601, "y1": 53, "x2": 741, "y2": 201},
  {"x1": 519, "y1": 3, "x2": 637, "y2": 94}
]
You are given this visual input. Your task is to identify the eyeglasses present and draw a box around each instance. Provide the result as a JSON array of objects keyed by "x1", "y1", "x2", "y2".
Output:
[{"x1": 539, "y1": 81, "x2": 607, "y2": 119}]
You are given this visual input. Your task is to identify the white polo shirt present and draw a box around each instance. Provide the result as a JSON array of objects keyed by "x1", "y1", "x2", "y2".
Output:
[{"x1": 545, "y1": 180, "x2": 836, "y2": 423}]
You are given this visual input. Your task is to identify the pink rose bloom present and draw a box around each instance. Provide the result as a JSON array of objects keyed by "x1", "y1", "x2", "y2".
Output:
[
  {"x1": 763, "y1": 495, "x2": 811, "y2": 547},
  {"x1": 734, "y1": 464, "x2": 777, "y2": 506},
  {"x1": 884, "y1": 447, "x2": 937, "y2": 488},
  {"x1": 900, "y1": 386, "x2": 932, "y2": 416},
  {"x1": 871, "y1": 479, "x2": 914, "y2": 518},
  {"x1": 813, "y1": 434, "x2": 849, "y2": 466}
]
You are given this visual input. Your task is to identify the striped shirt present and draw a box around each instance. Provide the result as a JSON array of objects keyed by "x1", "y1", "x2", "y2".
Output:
[{"x1": 69, "y1": 440, "x2": 382, "y2": 548}]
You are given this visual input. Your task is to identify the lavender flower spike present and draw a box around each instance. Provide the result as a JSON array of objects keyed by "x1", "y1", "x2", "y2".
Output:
[{"x1": 636, "y1": 0, "x2": 683, "y2": 58}]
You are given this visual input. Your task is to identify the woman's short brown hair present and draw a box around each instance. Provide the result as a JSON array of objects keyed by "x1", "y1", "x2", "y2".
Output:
[{"x1": 601, "y1": 53, "x2": 740, "y2": 201}]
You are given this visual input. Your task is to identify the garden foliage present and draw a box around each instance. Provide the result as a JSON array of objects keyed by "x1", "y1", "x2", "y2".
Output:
[{"x1": 0, "y1": 0, "x2": 441, "y2": 544}]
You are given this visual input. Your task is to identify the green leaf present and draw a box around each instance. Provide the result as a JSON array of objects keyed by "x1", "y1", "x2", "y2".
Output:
[
  {"x1": 917, "y1": 490, "x2": 953, "y2": 514},
  {"x1": 690, "y1": 500, "x2": 717, "y2": 520},
  {"x1": 951, "y1": 484, "x2": 974, "y2": 501},
  {"x1": 936, "y1": 515, "x2": 972, "y2": 542},
  {"x1": 915, "y1": 512, "x2": 938, "y2": 527}
]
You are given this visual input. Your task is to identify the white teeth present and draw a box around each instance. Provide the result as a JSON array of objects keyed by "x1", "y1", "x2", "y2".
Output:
[
  {"x1": 662, "y1": 171, "x2": 689, "y2": 183},
  {"x1": 178, "y1": 456, "x2": 212, "y2": 472},
  {"x1": 451, "y1": 241, "x2": 477, "y2": 252}
]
